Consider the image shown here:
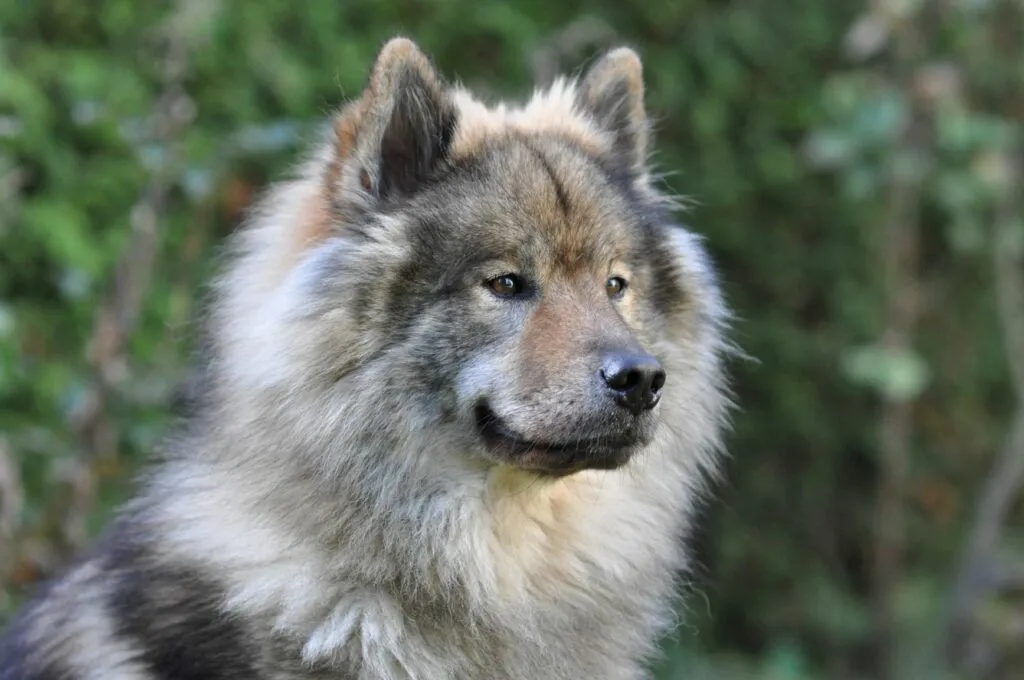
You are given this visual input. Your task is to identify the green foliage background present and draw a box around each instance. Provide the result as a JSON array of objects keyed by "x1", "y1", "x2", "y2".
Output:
[{"x1": 2, "y1": 1, "x2": 1022, "y2": 678}]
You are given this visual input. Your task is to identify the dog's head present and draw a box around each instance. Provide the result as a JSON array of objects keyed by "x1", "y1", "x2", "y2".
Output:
[{"x1": 216, "y1": 38, "x2": 727, "y2": 479}]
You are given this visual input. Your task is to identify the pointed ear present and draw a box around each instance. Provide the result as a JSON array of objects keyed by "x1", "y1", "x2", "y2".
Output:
[
  {"x1": 576, "y1": 47, "x2": 649, "y2": 172},
  {"x1": 340, "y1": 38, "x2": 457, "y2": 201}
]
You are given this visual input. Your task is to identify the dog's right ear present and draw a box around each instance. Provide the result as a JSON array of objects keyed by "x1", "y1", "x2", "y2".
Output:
[
  {"x1": 576, "y1": 47, "x2": 649, "y2": 174},
  {"x1": 331, "y1": 38, "x2": 457, "y2": 204}
]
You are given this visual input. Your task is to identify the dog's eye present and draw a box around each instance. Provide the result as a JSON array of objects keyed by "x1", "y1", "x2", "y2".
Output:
[
  {"x1": 606, "y1": 277, "x2": 628, "y2": 298},
  {"x1": 487, "y1": 274, "x2": 524, "y2": 298}
]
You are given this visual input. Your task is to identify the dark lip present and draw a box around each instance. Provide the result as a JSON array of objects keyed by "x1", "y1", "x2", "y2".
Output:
[{"x1": 473, "y1": 403, "x2": 639, "y2": 475}]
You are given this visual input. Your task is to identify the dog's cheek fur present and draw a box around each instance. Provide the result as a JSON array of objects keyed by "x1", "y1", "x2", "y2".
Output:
[
  {"x1": 379, "y1": 289, "x2": 525, "y2": 427},
  {"x1": 656, "y1": 224, "x2": 729, "y2": 348},
  {"x1": 211, "y1": 217, "x2": 419, "y2": 397}
]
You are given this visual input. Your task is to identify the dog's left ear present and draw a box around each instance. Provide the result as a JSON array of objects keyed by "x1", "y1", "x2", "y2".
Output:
[
  {"x1": 576, "y1": 47, "x2": 649, "y2": 172},
  {"x1": 337, "y1": 37, "x2": 457, "y2": 201}
]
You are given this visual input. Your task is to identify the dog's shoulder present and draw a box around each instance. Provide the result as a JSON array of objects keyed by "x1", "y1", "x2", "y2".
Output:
[{"x1": 0, "y1": 519, "x2": 266, "y2": 680}]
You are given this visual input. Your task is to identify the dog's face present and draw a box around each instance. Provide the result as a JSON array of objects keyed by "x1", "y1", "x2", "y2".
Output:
[
  {"x1": 253, "y1": 39, "x2": 719, "y2": 478},
  {"x1": 368, "y1": 135, "x2": 676, "y2": 476}
]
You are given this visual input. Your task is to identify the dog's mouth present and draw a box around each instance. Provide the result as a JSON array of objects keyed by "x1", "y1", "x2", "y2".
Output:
[{"x1": 473, "y1": 403, "x2": 640, "y2": 477}]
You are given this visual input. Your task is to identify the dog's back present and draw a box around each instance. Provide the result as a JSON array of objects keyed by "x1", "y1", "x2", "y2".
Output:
[{"x1": 0, "y1": 38, "x2": 732, "y2": 680}]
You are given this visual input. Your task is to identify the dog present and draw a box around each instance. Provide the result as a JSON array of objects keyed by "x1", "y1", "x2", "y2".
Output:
[{"x1": 0, "y1": 37, "x2": 733, "y2": 679}]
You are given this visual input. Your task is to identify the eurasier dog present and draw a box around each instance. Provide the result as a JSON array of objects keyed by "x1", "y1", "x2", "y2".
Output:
[{"x1": 0, "y1": 37, "x2": 733, "y2": 680}]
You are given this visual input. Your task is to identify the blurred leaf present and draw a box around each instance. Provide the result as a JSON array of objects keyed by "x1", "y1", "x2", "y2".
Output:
[
  {"x1": 0, "y1": 304, "x2": 14, "y2": 339},
  {"x1": 994, "y1": 217, "x2": 1024, "y2": 256},
  {"x1": 850, "y1": 88, "x2": 908, "y2": 145},
  {"x1": 803, "y1": 129, "x2": 856, "y2": 169},
  {"x1": 936, "y1": 110, "x2": 1018, "y2": 155},
  {"x1": 21, "y1": 200, "x2": 103, "y2": 278},
  {"x1": 762, "y1": 641, "x2": 809, "y2": 679},
  {"x1": 842, "y1": 344, "x2": 931, "y2": 402},
  {"x1": 947, "y1": 212, "x2": 986, "y2": 255},
  {"x1": 844, "y1": 12, "x2": 890, "y2": 61}
]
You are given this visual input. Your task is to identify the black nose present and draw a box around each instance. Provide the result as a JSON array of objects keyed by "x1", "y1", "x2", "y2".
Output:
[{"x1": 600, "y1": 351, "x2": 666, "y2": 415}]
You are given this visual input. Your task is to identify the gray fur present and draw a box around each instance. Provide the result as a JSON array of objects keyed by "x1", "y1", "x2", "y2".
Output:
[{"x1": 0, "y1": 37, "x2": 733, "y2": 680}]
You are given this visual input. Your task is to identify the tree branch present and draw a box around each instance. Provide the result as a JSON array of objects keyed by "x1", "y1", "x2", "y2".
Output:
[
  {"x1": 869, "y1": 12, "x2": 931, "y2": 680},
  {"x1": 944, "y1": 153, "x2": 1024, "y2": 668},
  {"x1": 49, "y1": 5, "x2": 196, "y2": 560}
]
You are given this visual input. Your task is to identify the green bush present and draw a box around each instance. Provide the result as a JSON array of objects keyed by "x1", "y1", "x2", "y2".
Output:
[{"x1": 1, "y1": 2, "x2": 1020, "y2": 678}]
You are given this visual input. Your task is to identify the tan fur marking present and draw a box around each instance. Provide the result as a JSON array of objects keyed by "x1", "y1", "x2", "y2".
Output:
[
  {"x1": 486, "y1": 467, "x2": 595, "y2": 593},
  {"x1": 515, "y1": 279, "x2": 630, "y2": 396},
  {"x1": 366, "y1": 37, "x2": 438, "y2": 101},
  {"x1": 585, "y1": 48, "x2": 645, "y2": 101},
  {"x1": 449, "y1": 82, "x2": 611, "y2": 158},
  {"x1": 269, "y1": 186, "x2": 332, "y2": 285},
  {"x1": 517, "y1": 295, "x2": 571, "y2": 392},
  {"x1": 331, "y1": 100, "x2": 365, "y2": 169}
]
